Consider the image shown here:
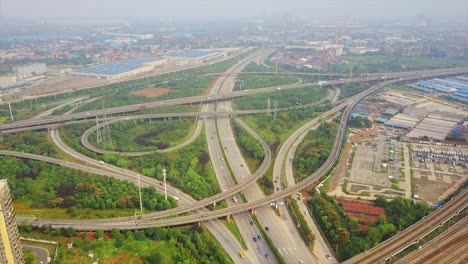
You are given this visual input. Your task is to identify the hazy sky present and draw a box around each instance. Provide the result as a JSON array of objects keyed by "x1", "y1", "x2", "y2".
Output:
[{"x1": 3, "y1": 0, "x2": 467, "y2": 23}]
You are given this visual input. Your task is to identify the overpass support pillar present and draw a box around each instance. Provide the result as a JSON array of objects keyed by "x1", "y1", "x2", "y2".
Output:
[
  {"x1": 226, "y1": 214, "x2": 231, "y2": 222},
  {"x1": 250, "y1": 209, "x2": 256, "y2": 216},
  {"x1": 213, "y1": 202, "x2": 216, "y2": 207}
]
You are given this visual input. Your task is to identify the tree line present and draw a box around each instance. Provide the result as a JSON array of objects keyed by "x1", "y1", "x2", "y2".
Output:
[
  {"x1": 0, "y1": 157, "x2": 177, "y2": 213},
  {"x1": 309, "y1": 192, "x2": 433, "y2": 260}
]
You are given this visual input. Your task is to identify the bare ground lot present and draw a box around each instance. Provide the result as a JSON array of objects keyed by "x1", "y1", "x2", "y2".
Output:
[
  {"x1": 130, "y1": 87, "x2": 171, "y2": 98},
  {"x1": 6, "y1": 76, "x2": 108, "y2": 100}
]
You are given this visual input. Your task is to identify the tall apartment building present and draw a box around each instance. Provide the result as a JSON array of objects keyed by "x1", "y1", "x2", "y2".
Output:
[{"x1": 0, "y1": 180, "x2": 24, "y2": 264}]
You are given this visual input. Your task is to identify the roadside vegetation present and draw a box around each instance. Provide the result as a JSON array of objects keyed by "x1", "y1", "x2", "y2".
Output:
[
  {"x1": 233, "y1": 86, "x2": 326, "y2": 110},
  {"x1": 0, "y1": 130, "x2": 59, "y2": 157},
  {"x1": 309, "y1": 192, "x2": 433, "y2": 261},
  {"x1": 19, "y1": 224, "x2": 232, "y2": 264},
  {"x1": 241, "y1": 104, "x2": 331, "y2": 194},
  {"x1": 348, "y1": 116, "x2": 372, "y2": 129},
  {"x1": 61, "y1": 124, "x2": 220, "y2": 200},
  {"x1": 338, "y1": 82, "x2": 373, "y2": 100},
  {"x1": 0, "y1": 156, "x2": 176, "y2": 219},
  {"x1": 293, "y1": 121, "x2": 338, "y2": 182},
  {"x1": 233, "y1": 74, "x2": 298, "y2": 91},
  {"x1": 231, "y1": 120, "x2": 264, "y2": 172},
  {"x1": 286, "y1": 198, "x2": 315, "y2": 247},
  {"x1": 336, "y1": 54, "x2": 468, "y2": 74}
]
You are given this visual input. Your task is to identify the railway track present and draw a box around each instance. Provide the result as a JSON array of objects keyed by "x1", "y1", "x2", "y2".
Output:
[{"x1": 397, "y1": 217, "x2": 468, "y2": 264}]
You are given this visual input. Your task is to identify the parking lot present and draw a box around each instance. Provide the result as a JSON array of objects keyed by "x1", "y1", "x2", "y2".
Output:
[
  {"x1": 410, "y1": 144, "x2": 468, "y2": 202},
  {"x1": 346, "y1": 140, "x2": 406, "y2": 198}
]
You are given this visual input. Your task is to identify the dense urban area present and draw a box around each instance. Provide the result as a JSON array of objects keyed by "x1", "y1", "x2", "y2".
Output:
[{"x1": 0, "y1": 2, "x2": 467, "y2": 264}]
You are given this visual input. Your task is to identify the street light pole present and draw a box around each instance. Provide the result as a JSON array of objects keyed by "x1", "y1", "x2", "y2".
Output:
[
  {"x1": 137, "y1": 174, "x2": 143, "y2": 215},
  {"x1": 163, "y1": 167, "x2": 167, "y2": 200}
]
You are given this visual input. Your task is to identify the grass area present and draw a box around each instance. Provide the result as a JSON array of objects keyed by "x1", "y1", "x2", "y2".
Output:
[
  {"x1": 242, "y1": 62, "x2": 274, "y2": 72},
  {"x1": 233, "y1": 86, "x2": 326, "y2": 110},
  {"x1": 231, "y1": 119, "x2": 263, "y2": 173},
  {"x1": 234, "y1": 74, "x2": 298, "y2": 91},
  {"x1": 336, "y1": 54, "x2": 468, "y2": 74},
  {"x1": 242, "y1": 114, "x2": 316, "y2": 146},
  {"x1": 224, "y1": 220, "x2": 248, "y2": 250},
  {"x1": 15, "y1": 202, "x2": 152, "y2": 219},
  {"x1": 90, "y1": 118, "x2": 197, "y2": 152}
]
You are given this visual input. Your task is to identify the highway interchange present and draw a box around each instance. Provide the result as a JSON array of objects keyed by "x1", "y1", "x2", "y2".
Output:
[{"x1": 2, "y1": 48, "x2": 468, "y2": 263}]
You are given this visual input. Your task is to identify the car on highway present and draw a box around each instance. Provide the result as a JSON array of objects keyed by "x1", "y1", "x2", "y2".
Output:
[
  {"x1": 253, "y1": 237, "x2": 257, "y2": 242},
  {"x1": 239, "y1": 251, "x2": 245, "y2": 259},
  {"x1": 265, "y1": 253, "x2": 270, "y2": 259},
  {"x1": 257, "y1": 235, "x2": 262, "y2": 241},
  {"x1": 265, "y1": 226, "x2": 269, "y2": 231},
  {"x1": 326, "y1": 254, "x2": 331, "y2": 260},
  {"x1": 249, "y1": 220, "x2": 253, "y2": 225}
]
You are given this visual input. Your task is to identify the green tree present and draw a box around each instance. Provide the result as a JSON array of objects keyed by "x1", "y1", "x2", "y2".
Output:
[
  {"x1": 66, "y1": 227, "x2": 76, "y2": 237},
  {"x1": 96, "y1": 229, "x2": 104, "y2": 239}
]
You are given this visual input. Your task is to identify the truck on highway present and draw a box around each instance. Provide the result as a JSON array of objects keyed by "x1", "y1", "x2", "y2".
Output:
[
  {"x1": 318, "y1": 81, "x2": 328, "y2": 86},
  {"x1": 99, "y1": 161, "x2": 105, "y2": 165},
  {"x1": 232, "y1": 196, "x2": 238, "y2": 203},
  {"x1": 173, "y1": 196, "x2": 180, "y2": 201}
]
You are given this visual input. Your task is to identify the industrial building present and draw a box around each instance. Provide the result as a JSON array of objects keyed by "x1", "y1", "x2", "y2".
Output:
[
  {"x1": 385, "y1": 113, "x2": 420, "y2": 130},
  {"x1": 167, "y1": 49, "x2": 226, "y2": 65},
  {"x1": 407, "y1": 112, "x2": 464, "y2": 140},
  {"x1": 0, "y1": 180, "x2": 24, "y2": 264},
  {"x1": 408, "y1": 76, "x2": 468, "y2": 102},
  {"x1": 13, "y1": 63, "x2": 47, "y2": 78},
  {"x1": 70, "y1": 57, "x2": 165, "y2": 80}
]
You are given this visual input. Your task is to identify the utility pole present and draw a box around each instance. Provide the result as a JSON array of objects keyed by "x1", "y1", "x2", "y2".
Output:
[
  {"x1": 8, "y1": 102, "x2": 14, "y2": 121},
  {"x1": 137, "y1": 174, "x2": 143, "y2": 215},
  {"x1": 163, "y1": 167, "x2": 167, "y2": 200},
  {"x1": 95, "y1": 116, "x2": 102, "y2": 144},
  {"x1": 275, "y1": 63, "x2": 278, "y2": 77},
  {"x1": 266, "y1": 96, "x2": 271, "y2": 114},
  {"x1": 273, "y1": 101, "x2": 278, "y2": 121}
]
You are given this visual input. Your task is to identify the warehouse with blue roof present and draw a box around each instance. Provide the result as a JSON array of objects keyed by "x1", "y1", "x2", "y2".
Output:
[{"x1": 71, "y1": 57, "x2": 166, "y2": 80}]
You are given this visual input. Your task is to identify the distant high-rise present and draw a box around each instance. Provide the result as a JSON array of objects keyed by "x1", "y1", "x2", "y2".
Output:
[{"x1": 0, "y1": 180, "x2": 24, "y2": 264}]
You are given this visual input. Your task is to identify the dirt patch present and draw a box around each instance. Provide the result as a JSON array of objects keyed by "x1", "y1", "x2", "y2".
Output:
[
  {"x1": 130, "y1": 87, "x2": 171, "y2": 98},
  {"x1": 337, "y1": 197, "x2": 385, "y2": 229},
  {"x1": 6, "y1": 76, "x2": 108, "y2": 99}
]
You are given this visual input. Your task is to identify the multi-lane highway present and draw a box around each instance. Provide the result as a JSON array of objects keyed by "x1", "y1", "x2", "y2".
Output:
[
  {"x1": 7, "y1": 67, "x2": 468, "y2": 231},
  {"x1": 3, "y1": 54, "x2": 468, "y2": 264},
  {"x1": 204, "y1": 48, "x2": 278, "y2": 263},
  {"x1": 5, "y1": 66, "x2": 467, "y2": 132}
]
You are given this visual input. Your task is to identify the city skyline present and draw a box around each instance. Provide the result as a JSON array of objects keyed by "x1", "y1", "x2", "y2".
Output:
[{"x1": 2, "y1": 0, "x2": 467, "y2": 24}]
